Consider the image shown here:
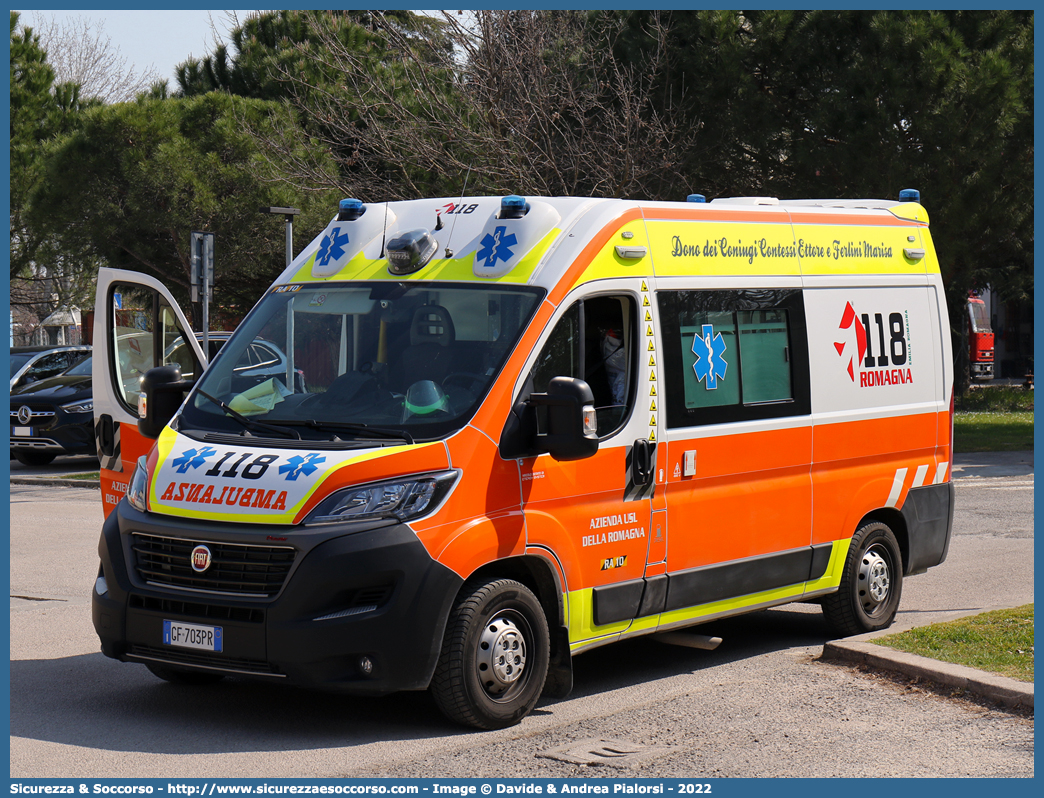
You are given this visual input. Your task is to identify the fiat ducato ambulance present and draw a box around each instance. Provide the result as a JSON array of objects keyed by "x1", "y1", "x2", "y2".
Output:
[{"x1": 91, "y1": 190, "x2": 954, "y2": 729}]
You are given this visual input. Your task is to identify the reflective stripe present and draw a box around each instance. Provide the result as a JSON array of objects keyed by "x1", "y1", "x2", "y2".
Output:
[
  {"x1": 912, "y1": 463, "x2": 930, "y2": 488},
  {"x1": 933, "y1": 461, "x2": 950, "y2": 484},
  {"x1": 886, "y1": 467, "x2": 908, "y2": 508}
]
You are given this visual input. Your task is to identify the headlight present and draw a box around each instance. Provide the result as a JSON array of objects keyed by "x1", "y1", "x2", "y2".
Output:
[
  {"x1": 60, "y1": 400, "x2": 93, "y2": 413},
  {"x1": 126, "y1": 456, "x2": 149, "y2": 513},
  {"x1": 305, "y1": 471, "x2": 458, "y2": 526}
]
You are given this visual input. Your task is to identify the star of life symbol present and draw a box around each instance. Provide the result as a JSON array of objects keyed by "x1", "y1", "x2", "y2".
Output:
[
  {"x1": 171, "y1": 446, "x2": 217, "y2": 473},
  {"x1": 692, "y1": 324, "x2": 728, "y2": 390},
  {"x1": 279, "y1": 452, "x2": 326, "y2": 481},
  {"x1": 476, "y1": 226, "x2": 517, "y2": 269},
  {"x1": 316, "y1": 227, "x2": 350, "y2": 267}
]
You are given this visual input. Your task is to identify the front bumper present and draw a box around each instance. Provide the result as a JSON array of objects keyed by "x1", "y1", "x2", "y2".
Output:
[
  {"x1": 92, "y1": 501, "x2": 463, "y2": 694},
  {"x1": 10, "y1": 410, "x2": 94, "y2": 454}
]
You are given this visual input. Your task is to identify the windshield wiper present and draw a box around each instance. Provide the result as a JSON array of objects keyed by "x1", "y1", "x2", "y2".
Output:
[
  {"x1": 195, "y1": 389, "x2": 301, "y2": 440},
  {"x1": 275, "y1": 419, "x2": 415, "y2": 445}
]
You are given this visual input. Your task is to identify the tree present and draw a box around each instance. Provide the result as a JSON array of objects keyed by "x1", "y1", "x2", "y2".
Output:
[
  {"x1": 28, "y1": 92, "x2": 338, "y2": 327},
  {"x1": 618, "y1": 10, "x2": 1033, "y2": 389},
  {"x1": 175, "y1": 10, "x2": 449, "y2": 102},
  {"x1": 245, "y1": 10, "x2": 683, "y2": 202},
  {"x1": 26, "y1": 13, "x2": 161, "y2": 103},
  {"x1": 10, "y1": 10, "x2": 101, "y2": 330}
]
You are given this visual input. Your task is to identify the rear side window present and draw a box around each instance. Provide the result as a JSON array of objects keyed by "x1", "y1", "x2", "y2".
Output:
[{"x1": 658, "y1": 289, "x2": 810, "y2": 427}]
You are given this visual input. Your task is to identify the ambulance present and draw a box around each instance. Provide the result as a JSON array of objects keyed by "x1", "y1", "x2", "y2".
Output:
[{"x1": 91, "y1": 190, "x2": 955, "y2": 729}]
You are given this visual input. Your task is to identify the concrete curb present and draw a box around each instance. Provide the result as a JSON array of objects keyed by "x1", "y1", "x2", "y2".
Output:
[
  {"x1": 823, "y1": 639, "x2": 1034, "y2": 711},
  {"x1": 10, "y1": 476, "x2": 100, "y2": 490}
]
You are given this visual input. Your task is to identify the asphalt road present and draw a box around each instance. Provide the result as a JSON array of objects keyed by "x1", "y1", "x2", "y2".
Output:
[{"x1": 9, "y1": 453, "x2": 1034, "y2": 779}]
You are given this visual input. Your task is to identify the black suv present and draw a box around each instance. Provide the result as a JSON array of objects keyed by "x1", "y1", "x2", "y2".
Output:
[{"x1": 10, "y1": 355, "x2": 95, "y2": 466}]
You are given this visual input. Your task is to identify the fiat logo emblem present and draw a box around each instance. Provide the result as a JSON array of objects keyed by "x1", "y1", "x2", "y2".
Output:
[
  {"x1": 16, "y1": 406, "x2": 32, "y2": 425},
  {"x1": 190, "y1": 545, "x2": 212, "y2": 573}
]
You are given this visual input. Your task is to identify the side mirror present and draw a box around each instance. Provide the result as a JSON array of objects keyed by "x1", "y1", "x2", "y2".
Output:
[
  {"x1": 138, "y1": 365, "x2": 192, "y2": 439},
  {"x1": 529, "y1": 376, "x2": 599, "y2": 461}
]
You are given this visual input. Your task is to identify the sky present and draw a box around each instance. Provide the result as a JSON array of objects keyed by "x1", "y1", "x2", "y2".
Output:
[{"x1": 24, "y1": 9, "x2": 259, "y2": 85}]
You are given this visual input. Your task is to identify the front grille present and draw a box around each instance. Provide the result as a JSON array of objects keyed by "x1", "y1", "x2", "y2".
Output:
[
  {"x1": 129, "y1": 645, "x2": 281, "y2": 675},
  {"x1": 130, "y1": 593, "x2": 265, "y2": 623},
  {"x1": 11, "y1": 407, "x2": 56, "y2": 426},
  {"x1": 131, "y1": 533, "x2": 295, "y2": 597}
]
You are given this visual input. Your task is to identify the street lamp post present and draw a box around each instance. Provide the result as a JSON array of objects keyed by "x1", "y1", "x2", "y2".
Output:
[{"x1": 260, "y1": 206, "x2": 301, "y2": 267}]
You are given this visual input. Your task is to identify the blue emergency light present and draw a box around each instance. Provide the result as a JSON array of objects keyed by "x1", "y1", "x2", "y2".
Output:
[
  {"x1": 500, "y1": 195, "x2": 527, "y2": 219},
  {"x1": 687, "y1": 194, "x2": 707, "y2": 203},
  {"x1": 899, "y1": 189, "x2": 920, "y2": 203},
  {"x1": 338, "y1": 198, "x2": 365, "y2": 221}
]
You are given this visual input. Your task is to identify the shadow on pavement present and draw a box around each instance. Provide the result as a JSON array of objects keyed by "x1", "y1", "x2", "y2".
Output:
[{"x1": 12, "y1": 606, "x2": 837, "y2": 755}]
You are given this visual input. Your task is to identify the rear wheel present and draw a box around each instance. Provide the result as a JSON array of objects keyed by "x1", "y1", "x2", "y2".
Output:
[
  {"x1": 431, "y1": 579, "x2": 549, "y2": 730},
  {"x1": 13, "y1": 450, "x2": 57, "y2": 466},
  {"x1": 823, "y1": 521, "x2": 903, "y2": 636},
  {"x1": 145, "y1": 663, "x2": 226, "y2": 686}
]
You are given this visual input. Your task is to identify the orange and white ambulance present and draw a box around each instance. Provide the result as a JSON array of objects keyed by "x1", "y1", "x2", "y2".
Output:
[{"x1": 91, "y1": 189, "x2": 954, "y2": 729}]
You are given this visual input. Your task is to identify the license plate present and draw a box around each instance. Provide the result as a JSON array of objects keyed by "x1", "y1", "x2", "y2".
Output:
[
  {"x1": 13, "y1": 427, "x2": 31, "y2": 436},
  {"x1": 163, "y1": 620, "x2": 223, "y2": 652}
]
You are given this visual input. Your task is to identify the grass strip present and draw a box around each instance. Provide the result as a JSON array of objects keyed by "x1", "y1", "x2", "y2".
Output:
[
  {"x1": 954, "y1": 411, "x2": 1033, "y2": 452},
  {"x1": 875, "y1": 605, "x2": 1034, "y2": 683},
  {"x1": 956, "y1": 385, "x2": 1034, "y2": 413}
]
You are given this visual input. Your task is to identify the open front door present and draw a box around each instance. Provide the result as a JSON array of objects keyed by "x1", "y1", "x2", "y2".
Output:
[{"x1": 92, "y1": 268, "x2": 207, "y2": 517}]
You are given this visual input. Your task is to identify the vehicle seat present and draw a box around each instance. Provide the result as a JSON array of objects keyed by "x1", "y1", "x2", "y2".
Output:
[{"x1": 395, "y1": 305, "x2": 458, "y2": 390}]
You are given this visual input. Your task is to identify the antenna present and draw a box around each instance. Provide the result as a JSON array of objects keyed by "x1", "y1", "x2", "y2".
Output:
[
  {"x1": 379, "y1": 201, "x2": 390, "y2": 258},
  {"x1": 445, "y1": 167, "x2": 471, "y2": 258}
]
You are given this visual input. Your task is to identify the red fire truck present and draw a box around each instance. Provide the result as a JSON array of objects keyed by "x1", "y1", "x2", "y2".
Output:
[{"x1": 968, "y1": 293, "x2": 994, "y2": 381}]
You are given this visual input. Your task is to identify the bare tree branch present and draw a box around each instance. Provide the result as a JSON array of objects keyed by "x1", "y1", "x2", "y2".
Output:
[
  {"x1": 250, "y1": 10, "x2": 686, "y2": 202},
  {"x1": 28, "y1": 13, "x2": 162, "y2": 102}
]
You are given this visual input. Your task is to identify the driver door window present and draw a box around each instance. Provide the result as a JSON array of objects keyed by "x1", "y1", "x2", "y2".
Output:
[{"x1": 530, "y1": 295, "x2": 636, "y2": 438}]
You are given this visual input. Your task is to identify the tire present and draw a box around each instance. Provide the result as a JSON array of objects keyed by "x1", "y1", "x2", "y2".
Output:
[
  {"x1": 13, "y1": 450, "x2": 57, "y2": 466},
  {"x1": 431, "y1": 579, "x2": 550, "y2": 730},
  {"x1": 823, "y1": 520, "x2": 904, "y2": 636},
  {"x1": 145, "y1": 663, "x2": 226, "y2": 686}
]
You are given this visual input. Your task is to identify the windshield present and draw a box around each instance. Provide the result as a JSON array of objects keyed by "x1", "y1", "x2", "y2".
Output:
[
  {"x1": 968, "y1": 300, "x2": 991, "y2": 333},
  {"x1": 178, "y1": 282, "x2": 543, "y2": 443}
]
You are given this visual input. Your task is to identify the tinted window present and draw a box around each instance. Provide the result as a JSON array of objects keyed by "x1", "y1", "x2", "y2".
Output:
[{"x1": 658, "y1": 289, "x2": 810, "y2": 428}]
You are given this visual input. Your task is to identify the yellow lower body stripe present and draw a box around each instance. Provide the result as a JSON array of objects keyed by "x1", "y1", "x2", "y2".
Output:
[{"x1": 566, "y1": 538, "x2": 852, "y2": 652}]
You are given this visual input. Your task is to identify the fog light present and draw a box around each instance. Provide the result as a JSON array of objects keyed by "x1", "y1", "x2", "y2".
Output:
[{"x1": 359, "y1": 656, "x2": 374, "y2": 676}]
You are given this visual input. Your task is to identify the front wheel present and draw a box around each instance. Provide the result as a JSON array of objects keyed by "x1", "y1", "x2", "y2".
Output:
[
  {"x1": 822, "y1": 521, "x2": 904, "y2": 636},
  {"x1": 431, "y1": 578, "x2": 550, "y2": 730}
]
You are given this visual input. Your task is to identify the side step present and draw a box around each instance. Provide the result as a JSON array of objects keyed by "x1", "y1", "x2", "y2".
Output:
[{"x1": 652, "y1": 632, "x2": 722, "y2": 651}]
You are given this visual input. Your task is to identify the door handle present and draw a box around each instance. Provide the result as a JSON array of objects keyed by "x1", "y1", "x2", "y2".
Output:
[
  {"x1": 97, "y1": 414, "x2": 115, "y2": 458},
  {"x1": 632, "y1": 438, "x2": 653, "y2": 486}
]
